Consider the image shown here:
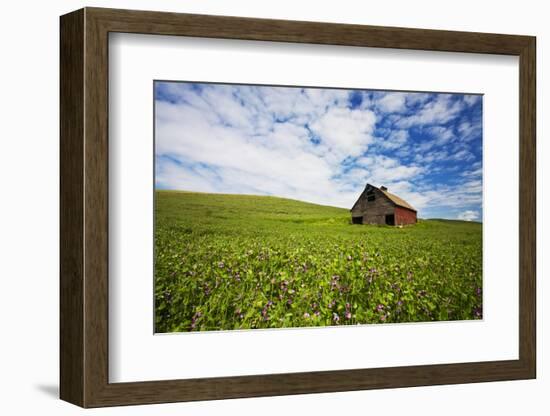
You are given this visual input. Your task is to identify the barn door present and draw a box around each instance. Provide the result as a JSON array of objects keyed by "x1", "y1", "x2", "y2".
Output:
[{"x1": 385, "y1": 214, "x2": 395, "y2": 226}]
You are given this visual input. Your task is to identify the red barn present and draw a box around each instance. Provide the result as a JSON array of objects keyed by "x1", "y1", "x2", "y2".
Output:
[{"x1": 350, "y1": 184, "x2": 417, "y2": 226}]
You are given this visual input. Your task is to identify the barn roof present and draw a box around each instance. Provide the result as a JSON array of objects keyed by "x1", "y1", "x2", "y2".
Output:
[
  {"x1": 379, "y1": 188, "x2": 416, "y2": 212},
  {"x1": 350, "y1": 184, "x2": 417, "y2": 212}
]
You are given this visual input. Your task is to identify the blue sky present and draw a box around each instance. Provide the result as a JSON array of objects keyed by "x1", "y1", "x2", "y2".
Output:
[{"x1": 155, "y1": 81, "x2": 482, "y2": 221}]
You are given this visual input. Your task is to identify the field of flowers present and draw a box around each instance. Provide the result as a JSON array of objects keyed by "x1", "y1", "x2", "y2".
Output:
[{"x1": 155, "y1": 190, "x2": 482, "y2": 333}]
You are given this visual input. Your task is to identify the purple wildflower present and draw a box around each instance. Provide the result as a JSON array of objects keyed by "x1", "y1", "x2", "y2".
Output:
[
  {"x1": 190, "y1": 311, "x2": 202, "y2": 330},
  {"x1": 261, "y1": 307, "x2": 269, "y2": 321},
  {"x1": 303, "y1": 312, "x2": 310, "y2": 319},
  {"x1": 473, "y1": 307, "x2": 482, "y2": 318},
  {"x1": 330, "y1": 275, "x2": 341, "y2": 291},
  {"x1": 333, "y1": 313, "x2": 340, "y2": 323}
]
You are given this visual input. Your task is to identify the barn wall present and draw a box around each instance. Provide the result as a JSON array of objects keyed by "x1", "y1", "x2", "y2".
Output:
[
  {"x1": 394, "y1": 206, "x2": 417, "y2": 225},
  {"x1": 351, "y1": 187, "x2": 394, "y2": 225}
]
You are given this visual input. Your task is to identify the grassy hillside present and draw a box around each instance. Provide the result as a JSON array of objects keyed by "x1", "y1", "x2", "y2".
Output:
[{"x1": 155, "y1": 190, "x2": 482, "y2": 332}]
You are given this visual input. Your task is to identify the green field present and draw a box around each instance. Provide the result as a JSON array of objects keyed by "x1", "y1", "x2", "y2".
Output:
[{"x1": 155, "y1": 190, "x2": 482, "y2": 332}]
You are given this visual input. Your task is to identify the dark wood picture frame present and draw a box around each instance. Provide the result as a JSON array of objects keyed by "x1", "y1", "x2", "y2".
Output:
[{"x1": 60, "y1": 7, "x2": 536, "y2": 408}]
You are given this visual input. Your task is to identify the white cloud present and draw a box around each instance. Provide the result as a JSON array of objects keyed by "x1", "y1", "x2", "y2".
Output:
[
  {"x1": 451, "y1": 149, "x2": 475, "y2": 161},
  {"x1": 396, "y1": 94, "x2": 464, "y2": 128},
  {"x1": 413, "y1": 149, "x2": 449, "y2": 164},
  {"x1": 458, "y1": 210, "x2": 479, "y2": 221},
  {"x1": 461, "y1": 167, "x2": 483, "y2": 177},
  {"x1": 463, "y1": 95, "x2": 481, "y2": 107},
  {"x1": 457, "y1": 119, "x2": 482, "y2": 142},
  {"x1": 380, "y1": 129, "x2": 408, "y2": 150},
  {"x1": 310, "y1": 107, "x2": 376, "y2": 159},
  {"x1": 405, "y1": 93, "x2": 432, "y2": 107},
  {"x1": 376, "y1": 92, "x2": 408, "y2": 113},
  {"x1": 428, "y1": 126, "x2": 455, "y2": 146}
]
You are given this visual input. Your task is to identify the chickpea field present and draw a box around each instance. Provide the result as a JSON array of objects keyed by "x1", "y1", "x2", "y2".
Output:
[{"x1": 155, "y1": 190, "x2": 482, "y2": 333}]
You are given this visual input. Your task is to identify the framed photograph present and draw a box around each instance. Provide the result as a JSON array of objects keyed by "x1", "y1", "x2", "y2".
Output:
[{"x1": 60, "y1": 7, "x2": 536, "y2": 408}]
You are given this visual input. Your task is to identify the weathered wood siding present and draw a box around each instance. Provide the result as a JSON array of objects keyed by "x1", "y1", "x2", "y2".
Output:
[
  {"x1": 351, "y1": 187, "x2": 395, "y2": 225},
  {"x1": 394, "y1": 206, "x2": 417, "y2": 225}
]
